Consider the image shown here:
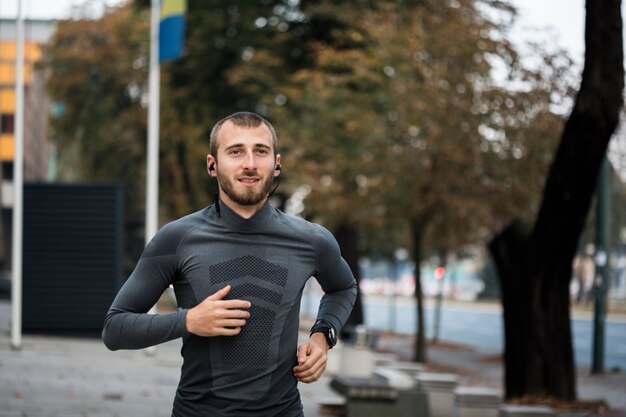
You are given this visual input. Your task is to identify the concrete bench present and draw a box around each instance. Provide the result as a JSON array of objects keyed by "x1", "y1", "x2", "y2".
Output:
[
  {"x1": 330, "y1": 375, "x2": 399, "y2": 417},
  {"x1": 389, "y1": 360, "x2": 426, "y2": 378},
  {"x1": 373, "y1": 367, "x2": 416, "y2": 389},
  {"x1": 338, "y1": 344, "x2": 375, "y2": 378},
  {"x1": 454, "y1": 386, "x2": 501, "y2": 417},
  {"x1": 499, "y1": 405, "x2": 556, "y2": 417},
  {"x1": 416, "y1": 372, "x2": 460, "y2": 417}
]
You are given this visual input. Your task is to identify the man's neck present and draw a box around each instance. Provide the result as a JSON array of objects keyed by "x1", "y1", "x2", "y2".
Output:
[{"x1": 219, "y1": 194, "x2": 268, "y2": 219}]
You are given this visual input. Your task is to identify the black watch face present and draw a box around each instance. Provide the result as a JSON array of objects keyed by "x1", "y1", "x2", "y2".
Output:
[{"x1": 328, "y1": 326, "x2": 337, "y2": 346}]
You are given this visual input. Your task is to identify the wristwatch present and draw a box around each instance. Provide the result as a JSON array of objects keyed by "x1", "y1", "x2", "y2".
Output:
[{"x1": 310, "y1": 320, "x2": 337, "y2": 349}]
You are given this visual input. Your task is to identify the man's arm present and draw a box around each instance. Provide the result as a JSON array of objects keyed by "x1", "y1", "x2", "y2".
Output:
[
  {"x1": 102, "y1": 223, "x2": 187, "y2": 350},
  {"x1": 102, "y1": 221, "x2": 252, "y2": 350},
  {"x1": 294, "y1": 224, "x2": 357, "y2": 383},
  {"x1": 311, "y1": 225, "x2": 358, "y2": 333}
]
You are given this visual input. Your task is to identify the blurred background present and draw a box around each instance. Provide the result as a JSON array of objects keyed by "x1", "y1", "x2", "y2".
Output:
[{"x1": 0, "y1": 0, "x2": 625, "y2": 382}]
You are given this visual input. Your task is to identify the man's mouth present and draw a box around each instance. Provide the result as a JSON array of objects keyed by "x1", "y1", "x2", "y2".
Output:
[{"x1": 238, "y1": 177, "x2": 260, "y2": 185}]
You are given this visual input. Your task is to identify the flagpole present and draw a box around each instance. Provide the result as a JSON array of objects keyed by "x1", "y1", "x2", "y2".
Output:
[
  {"x1": 11, "y1": 0, "x2": 25, "y2": 350},
  {"x1": 144, "y1": 0, "x2": 161, "y2": 355},
  {"x1": 147, "y1": 0, "x2": 160, "y2": 245}
]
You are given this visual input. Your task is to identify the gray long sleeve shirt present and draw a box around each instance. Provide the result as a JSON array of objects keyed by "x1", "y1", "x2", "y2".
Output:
[{"x1": 102, "y1": 200, "x2": 357, "y2": 417}]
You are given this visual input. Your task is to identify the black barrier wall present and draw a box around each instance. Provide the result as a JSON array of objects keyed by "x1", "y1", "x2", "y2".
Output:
[{"x1": 22, "y1": 183, "x2": 124, "y2": 334}]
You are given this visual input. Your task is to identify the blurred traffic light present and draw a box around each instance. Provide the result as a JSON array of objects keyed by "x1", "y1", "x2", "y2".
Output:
[{"x1": 434, "y1": 266, "x2": 445, "y2": 280}]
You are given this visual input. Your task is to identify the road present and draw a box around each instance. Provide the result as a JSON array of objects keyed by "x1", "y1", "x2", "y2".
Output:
[{"x1": 302, "y1": 293, "x2": 626, "y2": 371}]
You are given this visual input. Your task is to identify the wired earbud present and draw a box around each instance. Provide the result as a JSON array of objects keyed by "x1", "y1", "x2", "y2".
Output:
[
  {"x1": 269, "y1": 164, "x2": 282, "y2": 196},
  {"x1": 208, "y1": 163, "x2": 215, "y2": 172}
]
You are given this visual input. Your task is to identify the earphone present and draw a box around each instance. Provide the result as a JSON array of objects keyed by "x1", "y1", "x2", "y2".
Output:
[{"x1": 275, "y1": 164, "x2": 282, "y2": 173}]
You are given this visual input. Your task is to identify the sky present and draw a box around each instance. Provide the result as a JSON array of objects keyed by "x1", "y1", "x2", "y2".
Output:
[
  {"x1": 510, "y1": 0, "x2": 586, "y2": 64},
  {"x1": 0, "y1": 0, "x2": 123, "y2": 19}
]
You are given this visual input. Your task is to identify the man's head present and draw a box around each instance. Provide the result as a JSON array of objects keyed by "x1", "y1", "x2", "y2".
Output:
[
  {"x1": 207, "y1": 112, "x2": 281, "y2": 210},
  {"x1": 209, "y1": 112, "x2": 278, "y2": 161}
]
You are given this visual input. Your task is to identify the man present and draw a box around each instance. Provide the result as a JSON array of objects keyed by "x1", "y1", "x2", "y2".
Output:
[{"x1": 102, "y1": 112, "x2": 357, "y2": 417}]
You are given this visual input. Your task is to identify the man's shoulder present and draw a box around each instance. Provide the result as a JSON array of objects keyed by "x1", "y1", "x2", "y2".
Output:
[
  {"x1": 272, "y1": 208, "x2": 335, "y2": 247},
  {"x1": 160, "y1": 208, "x2": 207, "y2": 235},
  {"x1": 144, "y1": 208, "x2": 209, "y2": 257}
]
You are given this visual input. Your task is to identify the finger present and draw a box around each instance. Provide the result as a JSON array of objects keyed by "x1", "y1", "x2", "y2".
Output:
[
  {"x1": 217, "y1": 319, "x2": 247, "y2": 328},
  {"x1": 298, "y1": 371, "x2": 324, "y2": 383},
  {"x1": 293, "y1": 356, "x2": 316, "y2": 374},
  {"x1": 220, "y1": 309, "x2": 251, "y2": 319},
  {"x1": 294, "y1": 355, "x2": 325, "y2": 376},
  {"x1": 294, "y1": 350, "x2": 326, "y2": 373},
  {"x1": 296, "y1": 368, "x2": 325, "y2": 383},
  {"x1": 220, "y1": 299, "x2": 252, "y2": 310},
  {"x1": 215, "y1": 327, "x2": 242, "y2": 336},
  {"x1": 297, "y1": 372, "x2": 320, "y2": 383},
  {"x1": 208, "y1": 285, "x2": 231, "y2": 301},
  {"x1": 297, "y1": 343, "x2": 311, "y2": 365},
  {"x1": 296, "y1": 360, "x2": 326, "y2": 382}
]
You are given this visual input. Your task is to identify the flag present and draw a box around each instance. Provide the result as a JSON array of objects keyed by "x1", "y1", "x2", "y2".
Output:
[{"x1": 159, "y1": 0, "x2": 187, "y2": 63}]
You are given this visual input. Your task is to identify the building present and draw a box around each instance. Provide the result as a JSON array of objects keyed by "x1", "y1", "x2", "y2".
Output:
[{"x1": 0, "y1": 18, "x2": 55, "y2": 286}]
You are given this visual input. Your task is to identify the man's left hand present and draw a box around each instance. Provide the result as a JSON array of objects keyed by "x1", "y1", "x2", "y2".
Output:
[{"x1": 293, "y1": 333, "x2": 329, "y2": 383}]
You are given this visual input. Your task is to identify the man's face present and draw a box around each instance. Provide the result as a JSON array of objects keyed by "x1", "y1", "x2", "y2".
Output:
[{"x1": 208, "y1": 121, "x2": 280, "y2": 208}]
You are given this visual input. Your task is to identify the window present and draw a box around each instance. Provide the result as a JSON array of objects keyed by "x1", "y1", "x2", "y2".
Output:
[{"x1": 0, "y1": 114, "x2": 14, "y2": 134}]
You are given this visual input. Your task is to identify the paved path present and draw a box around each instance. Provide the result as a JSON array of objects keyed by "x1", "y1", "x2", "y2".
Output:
[
  {"x1": 379, "y1": 332, "x2": 626, "y2": 415},
  {"x1": 2, "y1": 300, "x2": 625, "y2": 416},
  {"x1": 0, "y1": 301, "x2": 341, "y2": 417}
]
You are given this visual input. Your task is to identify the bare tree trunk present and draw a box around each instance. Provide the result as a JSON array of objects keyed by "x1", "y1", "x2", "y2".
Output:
[
  {"x1": 489, "y1": 222, "x2": 545, "y2": 397},
  {"x1": 489, "y1": 0, "x2": 623, "y2": 401},
  {"x1": 411, "y1": 216, "x2": 429, "y2": 363},
  {"x1": 335, "y1": 224, "x2": 364, "y2": 333}
]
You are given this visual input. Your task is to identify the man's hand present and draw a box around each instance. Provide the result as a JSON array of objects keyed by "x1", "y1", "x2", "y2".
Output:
[
  {"x1": 293, "y1": 332, "x2": 329, "y2": 383},
  {"x1": 185, "y1": 285, "x2": 251, "y2": 337}
]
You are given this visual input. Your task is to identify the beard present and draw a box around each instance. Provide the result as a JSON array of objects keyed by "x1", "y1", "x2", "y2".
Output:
[{"x1": 217, "y1": 169, "x2": 275, "y2": 206}]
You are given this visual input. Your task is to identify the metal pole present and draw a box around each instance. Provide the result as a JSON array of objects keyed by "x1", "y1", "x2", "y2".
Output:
[
  {"x1": 11, "y1": 0, "x2": 25, "y2": 350},
  {"x1": 144, "y1": 0, "x2": 161, "y2": 356},
  {"x1": 146, "y1": 0, "x2": 160, "y2": 245},
  {"x1": 592, "y1": 155, "x2": 610, "y2": 373},
  {"x1": 389, "y1": 259, "x2": 397, "y2": 332},
  {"x1": 433, "y1": 274, "x2": 444, "y2": 343}
]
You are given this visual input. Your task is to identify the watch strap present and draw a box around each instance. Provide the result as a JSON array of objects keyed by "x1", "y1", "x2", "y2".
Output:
[{"x1": 310, "y1": 321, "x2": 337, "y2": 349}]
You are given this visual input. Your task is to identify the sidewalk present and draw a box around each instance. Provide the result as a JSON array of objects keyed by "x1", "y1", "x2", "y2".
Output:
[
  {"x1": 378, "y1": 332, "x2": 626, "y2": 416},
  {"x1": 1, "y1": 300, "x2": 625, "y2": 416},
  {"x1": 0, "y1": 301, "x2": 339, "y2": 417}
]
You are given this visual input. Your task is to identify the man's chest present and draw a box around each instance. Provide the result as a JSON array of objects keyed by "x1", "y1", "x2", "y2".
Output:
[{"x1": 175, "y1": 233, "x2": 317, "y2": 306}]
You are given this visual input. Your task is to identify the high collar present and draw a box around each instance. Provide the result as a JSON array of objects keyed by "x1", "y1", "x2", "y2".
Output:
[{"x1": 216, "y1": 198, "x2": 273, "y2": 233}]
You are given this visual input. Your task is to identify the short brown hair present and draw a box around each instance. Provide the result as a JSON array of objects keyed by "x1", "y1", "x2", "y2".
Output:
[{"x1": 209, "y1": 112, "x2": 278, "y2": 159}]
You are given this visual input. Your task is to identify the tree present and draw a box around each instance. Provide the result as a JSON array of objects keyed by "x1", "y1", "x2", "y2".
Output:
[
  {"x1": 230, "y1": 0, "x2": 575, "y2": 363},
  {"x1": 42, "y1": 4, "x2": 152, "y2": 271},
  {"x1": 227, "y1": 0, "x2": 388, "y2": 329},
  {"x1": 343, "y1": 0, "x2": 574, "y2": 363},
  {"x1": 42, "y1": 1, "x2": 297, "y2": 270},
  {"x1": 489, "y1": 0, "x2": 623, "y2": 401}
]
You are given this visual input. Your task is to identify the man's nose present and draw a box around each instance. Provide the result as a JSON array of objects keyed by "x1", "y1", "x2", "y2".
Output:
[{"x1": 242, "y1": 152, "x2": 257, "y2": 170}]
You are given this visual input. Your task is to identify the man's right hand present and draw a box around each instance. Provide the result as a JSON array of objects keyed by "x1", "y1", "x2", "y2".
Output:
[{"x1": 185, "y1": 285, "x2": 251, "y2": 337}]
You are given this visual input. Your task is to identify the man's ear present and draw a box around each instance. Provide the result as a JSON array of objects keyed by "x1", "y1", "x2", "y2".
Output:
[
  {"x1": 274, "y1": 154, "x2": 282, "y2": 177},
  {"x1": 207, "y1": 154, "x2": 217, "y2": 177}
]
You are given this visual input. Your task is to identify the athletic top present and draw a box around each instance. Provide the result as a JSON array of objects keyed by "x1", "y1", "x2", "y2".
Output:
[{"x1": 102, "y1": 200, "x2": 357, "y2": 417}]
